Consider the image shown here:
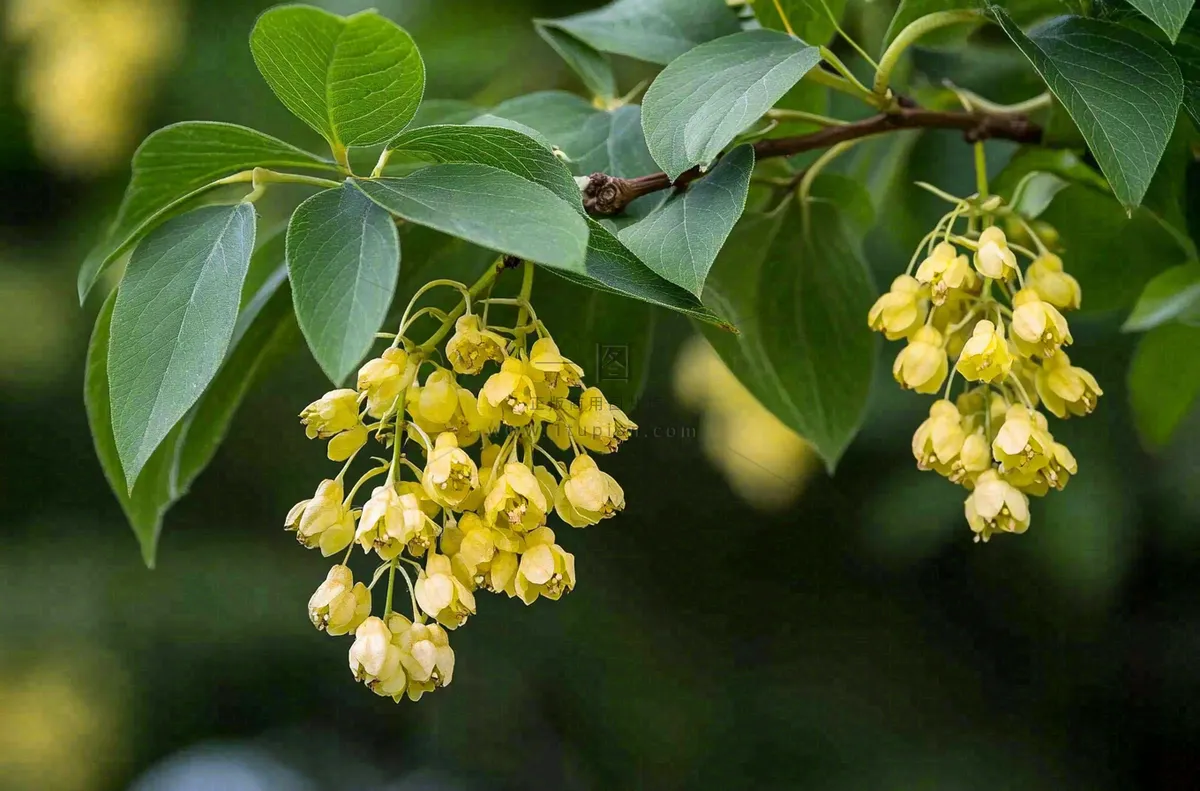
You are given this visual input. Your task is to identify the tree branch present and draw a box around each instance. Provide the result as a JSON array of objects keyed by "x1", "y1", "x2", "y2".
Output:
[{"x1": 582, "y1": 106, "x2": 1043, "y2": 216}]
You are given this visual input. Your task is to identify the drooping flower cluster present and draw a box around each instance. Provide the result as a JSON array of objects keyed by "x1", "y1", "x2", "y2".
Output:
[
  {"x1": 869, "y1": 192, "x2": 1101, "y2": 542},
  {"x1": 287, "y1": 261, "x2": 635, "y2": 701}
]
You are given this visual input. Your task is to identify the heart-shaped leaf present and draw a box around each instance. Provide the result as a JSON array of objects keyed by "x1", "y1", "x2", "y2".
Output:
[
  {"x1": 287, "y1": 182, "x2": 400, "y2": 385},
  {"x1": 251, "y1": 5, "x2": 425, "y2": 149},
  {"x1": 108, "y1": 203, "x2": 257, "y2": 489},
  {"x1": 642, "y1": 30, "x2": 821, "y2": 180}
]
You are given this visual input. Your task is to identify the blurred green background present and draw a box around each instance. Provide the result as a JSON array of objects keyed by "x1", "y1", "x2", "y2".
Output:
[{"x1": 3, "y1": 0, "x2": 1200, "y2": 789}]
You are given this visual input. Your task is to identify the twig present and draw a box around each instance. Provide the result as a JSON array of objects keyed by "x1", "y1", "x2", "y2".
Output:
[{"x1": 582, "y1": 106, "x2": 1042, "y2": 216}]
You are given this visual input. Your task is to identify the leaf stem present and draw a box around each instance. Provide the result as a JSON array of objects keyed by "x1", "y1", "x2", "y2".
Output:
[
  {"x1": 765, "y1": 108, "x2": 848, "y2": 126},
  {"x1": 874, "y1": 10, "x2": 981, "y2": 95}
]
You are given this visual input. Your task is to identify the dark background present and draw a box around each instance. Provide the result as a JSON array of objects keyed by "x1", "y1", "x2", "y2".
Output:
[{"x1": 2, "y1": 0, "x2": 1199, "y2": 789}]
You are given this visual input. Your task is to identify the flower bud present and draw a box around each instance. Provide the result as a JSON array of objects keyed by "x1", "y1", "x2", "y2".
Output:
[
  {"x1": 1011, "y1": 289, "x2": 1072, "y2": 358},
  {"x1": 867, "y1": 275, "x2": 927, "y2": 340},
  {"x1": 965, "y1": 469, "x2": 1031, "y2": 542},
  {"x1": 285, "y1": 479, "x2": 355, "y2": 556},
  {"x1": 419, "y1": 369, "x2": 460, "y2": 425},
  {"x1": 973, "y1": 226, "x2": 1018, "y2": 281},
  {"x1": 555, "y1": 454, "x2": 625, "y2": 527},
  {"x1": 308, "y1": 565, "x2": 371, "y2": 636},
  {"x1": 911, "y1": 400, "x2": 965, "y2": 475},
  {"x1": 892, "y1": 326, "x2": 948, "y2": 394},
  {"x1": 1034, "y1": 352, "x2": 1102, "y2": 418},
  {"x1": 514, "y1": 527, "x2": 576, "y2": 604},
  {"x1": 949, "y1": 431, "x2": 992, "y2": 487},
  {"x1": 415, "y1": 553, "x2": 477, "y2": 629},
  {"x1": 357, "y1": 348, "x2": 416, "y2": 418},
  {"x1": 1026, "y1": 253, "x2": 1080, "y2": 310},
  {"x1": 445, "y1": 314, "x2": 507, "y2": 375},
  {"x1": 955, "y1": 320, "x2": 1012, "y2": 383}
]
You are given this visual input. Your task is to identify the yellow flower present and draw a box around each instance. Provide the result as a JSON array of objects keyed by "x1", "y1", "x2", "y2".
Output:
[
  {"x1": 349, "y1": 616, "x2": 407, "y2": 697},
  {"x1": 356, "y1": 485, "x2": 435, "y2": 559},
  {"x1": 285, "y1": 479, "x2": 355, "y2": 556},
  {"x1": 955, "y1": 320, "x2": 1012, "y2": 383},
  {"x1": 407, "y1": 383, "x2": 491, "y2": 447},
  {"x1": 1014, "y1": 441, "x2": 1077, "y2": 496},
  {"x1": 576, "y1": 387, "x2": 637, "y2": 453},
  {"x1": 991, "y1": 403, "x2": 1054, "y2": 479},
  {"x1": 973, "y1": 226, "x2": 1018, "y2": 280},
  {"x1": 965, "y1": 470, "x2": 1031, "y2": 542},
  {"x1": 445, "y1": 314, "x2": 507, "y2": 375},
  {"x1": 422, "y1": 432, "x2": 479, "y2": 509},
  {"x1": 484, "y1": 462, "x2": 549, "y2": 532},
  {"x1": 892, "y1": 325, "x2": 948, "y2": 394},
  {"x1": 554, "y1": 454, "x2": 625, "y2": 527},
  {"x1": 867, "y1": 275, "x2": 927, "y2": 339},
  {"x1": 545, "y1": 399, "x2": 579, "y2": 451},
  {"x1": 1027, "y1": 253, "x2": 1081, "y2": 311},
  {"x1": 911, "y1": 400, "x2": 965, "y2": 474},
  {"x1": 915, "y1": 242, "x2": 975, "y2": 305},
  {"x1": 1034, "y1": 352, "x2": 1102, "y2": 418},
  {"x1": 308, "y1": 565, "x2": 370, "y2": 636},
  {"x1": 478, "y1": 358, "x2": 552, "y2": 427},
  {"x1": 949, "y1": 431, "x2": 992, "y2": 487},
  {"x1": 357, "y1": 348, "x2": 415, "y2": 418},
  {"x1": 529, "y1": 336, "x2": 584, "y2": 397},
  {"x1": 300, "y1": 389, "x2": 368, "y2": 460},
  {"x1": 418, "y1": 369, "x2": 460, "y2": 425},
  {"x1": 514, "y1": 526, "x2": 576, "y2": 604},
  {"x1": 1011, "y1": 288, "x2": 1072, "y2": 358},
  {"x1": 414, "y1": 553, "x2": 477, "y2": 629},
  {"x1": 440, "y1": 512, "x2": 521, "y2": 594},
  {"x1": 391, "y1": 614, "x2": 455, "y2": 700}
]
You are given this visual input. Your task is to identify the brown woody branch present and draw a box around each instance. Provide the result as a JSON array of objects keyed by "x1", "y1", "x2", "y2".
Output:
[{"x1": 582, "y1": 106, "x2": 1043, "y2": 216}]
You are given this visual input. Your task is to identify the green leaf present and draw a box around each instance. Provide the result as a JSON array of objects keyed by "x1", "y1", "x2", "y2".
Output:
[
  {"x1": 1176, "y1": 17, "x2": 1200, "y2": 125},
  {"x1": 1008, "y1": 170, "x2": 1070, "y2": 218},
  {"x1": 882, "y1": 0, "x2": 980, "y2": 50},
  {"x1": 108, "y1": 203, "x2": 256, "y2": 490},
  {"x1": 1125, "y1": 0, "x2": 1194, "y2": 42},
  {"x1": 535, "y1": 0, "x2": 740, "y2": 66},
  {"x1": 757, "y1": 0, "x2": 849, "y2": 46},
  {"x1": 250, "y1": 5, "x2": 425, "y2": 149},
  {"x1": 353, "y1": 165, "x2": 589, "y2": 271},
  {"x1": 534, "y1": 19, "x2": 617, "y2": 99},
  {"x1": 86, "y1": 294, "x2": 184, "y2": 568},
  {"x1": 388, "y1": 124, "x2": 582, "y2": 208},
  {"x1": 1129, "y1": 322, "x2": 1200, "y2": 446},
  {"x1": 532, "y1": 274, "x2": 655, "y2": 412},
  {"x1": 78, "y1": 121, "x2": 333, "y2": 302},
  {"x1": 992, "y1": 10, "x2": 1183, "y2": 209},
  {"x1": 700, "y1": 194, "x2": 876, "y2": 468},
  {"x1": 489, "y1": 93, "x2": 656, "y2": 177},
  {"x1": 555, "y1": 218, "x2": 726, "y2": 325},
  {"x1": 642, "y1": 30, "x2": 822, "y2": 180},
  {"x1": 287, "y1": 182, "x2": 400, "y2": 385},
  {"x1": 411, "y1": 99, "x2": 484, "y2": 129},
  {"x1": 176, "y1": 265, "x2": 298, "y2": 491},
  {"x1": 1124, "y1": 262, "x2": 1200, "y2": 331},
  {"x1": 991, "y1": 146, "x2": 1111, "y2": 198},
  {"x1": 618, "y1": 145, "x2": 754, "y2": 296}
]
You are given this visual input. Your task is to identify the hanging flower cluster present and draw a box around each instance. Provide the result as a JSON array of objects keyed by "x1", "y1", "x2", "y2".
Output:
[
  {"x1": 287, "y1": 261, "x2": 634, "y2": 701},
  {"x1": 868, "y1": 189, "x2": 1101, "y2": 542}
]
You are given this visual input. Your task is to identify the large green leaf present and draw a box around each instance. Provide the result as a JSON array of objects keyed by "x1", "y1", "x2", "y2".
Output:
[
  {"x1": 1126, "y1": 0, "x2": 1194, "y2": 42},
  {"x1": 353, "y1": 166, "x2": 589, "y2": 271},
  {"x1": 1124, "y1": 263, "x2": 1200, "y2": 331},
  {"x1": 86, "y1": 295, "x2": 184, "y2": 568},
  {"x1": 388, "y1": 124, "x2": 582, "y2": 208},
  {"x1": 1129, "y1": 322, "x2": 1200, "y2": 446},
  {"x1": 642, "y1": 30, "x2": 821, "y2": 180},
  {"x1": 78, "y1": 121, "x2": 334, "y2": 302},
  {"x1": 287, "y1": 182, "x2": 400, "y2": 385},
  {"x1": 992, "y1": 10, "x2": 1183, "y2": 209},
  {"x1": 535, "y1": 0, "x2": 739, "y2": 66},
  {"x1": 552, "y1": 219, "x2": 726, "y2": 326},
  {"x1": 618, "y1": 145, "x2": 754, "y2": 296},
  {"x1": 700, "y1": 194, "x2": 876, "y2": 468},
  {"x1": 108, "y1": 203, "x2": 256, "y2": 490},
  {"x1": 757, "y1": 0, "x2": 849, "y2": 46},
  {"x1": 1174, "y1": 15, "x2": 1200, "y2": 126},
  {"x1": 176, "y1": 265, "x2": 298, "y2": 491},
  {"x1": 534, "y1": 19, "x2": 617, "y2": 99},
  {"x1": 250, "y1": 5, "x2": 424, "y2": 149},
  {"x1": 489, "y1": 93, "x2": 657, "y2": 178}
]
